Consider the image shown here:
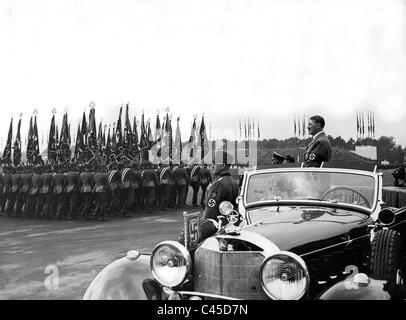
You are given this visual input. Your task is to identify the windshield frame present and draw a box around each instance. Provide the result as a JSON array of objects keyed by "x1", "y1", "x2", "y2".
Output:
[{"x1": 242, "y1": 168, "x2": 379, "y2": 215}]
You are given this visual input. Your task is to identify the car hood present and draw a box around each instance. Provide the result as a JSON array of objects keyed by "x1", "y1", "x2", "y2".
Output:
[{"x1": 242, "y1": 206, "x2": 372, "y2": 254}]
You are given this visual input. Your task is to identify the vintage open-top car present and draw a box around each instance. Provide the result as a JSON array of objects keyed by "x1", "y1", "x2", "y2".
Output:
[{"x1": 83, "y1": 167, "x2": 406, "y2": 300}]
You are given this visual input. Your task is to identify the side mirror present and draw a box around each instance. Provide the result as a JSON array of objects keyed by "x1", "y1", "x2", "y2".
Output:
[{"x1": 377, "y1": 208, "x2": 395, "y2": 226}]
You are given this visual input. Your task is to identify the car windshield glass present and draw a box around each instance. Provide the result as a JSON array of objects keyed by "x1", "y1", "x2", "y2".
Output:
[{"x1": 245, "y1": 171, "x2": 376, "y2": 210}]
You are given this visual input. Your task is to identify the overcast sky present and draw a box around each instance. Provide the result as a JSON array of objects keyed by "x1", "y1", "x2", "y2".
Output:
[{"x1": 0, "y1": 0, "x2": 405, "y2": 150}]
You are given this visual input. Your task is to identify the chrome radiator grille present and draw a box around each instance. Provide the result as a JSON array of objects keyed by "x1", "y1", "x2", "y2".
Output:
[{"x1": 194, "y1": 247, "x2": 268, "y2": 300}]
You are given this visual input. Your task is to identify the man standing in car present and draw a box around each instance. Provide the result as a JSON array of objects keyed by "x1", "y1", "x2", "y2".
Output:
[{"x1": 304, "y1": 115, "x2": 332, "y2": 167}]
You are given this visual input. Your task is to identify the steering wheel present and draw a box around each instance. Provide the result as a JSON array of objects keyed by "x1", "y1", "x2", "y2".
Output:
[{"x1": 321, "y1": 186, "x2": 371, "y2": 208}]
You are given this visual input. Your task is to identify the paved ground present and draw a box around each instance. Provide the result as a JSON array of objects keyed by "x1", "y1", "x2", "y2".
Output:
[{"x1": 0, "y1": 207, "x2": 202, "y2": 300}]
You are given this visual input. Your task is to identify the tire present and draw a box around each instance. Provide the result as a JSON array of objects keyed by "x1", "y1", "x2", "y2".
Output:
[{"x1": 369, "y1": 229, "x2": 404, "y2": 283}]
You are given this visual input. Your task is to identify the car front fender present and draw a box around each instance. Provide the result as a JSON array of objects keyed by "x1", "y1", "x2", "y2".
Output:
[{"x1": 83, "y1": 253, "x2": 152, "y2": 300}]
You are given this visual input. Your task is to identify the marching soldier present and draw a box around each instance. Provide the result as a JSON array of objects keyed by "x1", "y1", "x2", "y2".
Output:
[
  {"x1": 40, "y1": 165, "x2": 54, "y2": 219},
  {"x1": 30, "y1": 165, "x2": 42, "y2": 218},
  {"x1": 92, "y1": 164, "x2": 111, "y2": 221},
  {"x1": 140, "y1": 161, "x2": 159, "y2": 213},
  {"x1": 80, "y1": 163, "x2": 94, "y2": 220},
  {"x1": 157, "y1": 163, "x2": 175, "y2": 211},
  {"x1": 6, "y1": 166, "x2": 19, "y2": 216},
  {"x1": 53, "y1": 164, "x2": 68, "y2": 219},
  {"x1": 173, "y1": 161, "x2": 189, "y2": 208},
  {"x1": 3, "y1": 166, "x2": 13, "y2": 216},
  {"x1": 12, "y1": 165, "x2": 24, "y2": 217},
  {"x1": 107, "y1": 163, "x2": 121, "y2": 216},
  {"x1": 120, "y1": 163, "x2": 136, "y2": 217},
  {"x1": 188, "y1": 163, "x2": 201, "y2": 206},
  {"x1": 198, "y1": 163, "x2": 212, "y2": 208},
  {"x1": 0, "y1": 167, "x2": 4, "y2": 215},
  {"x1": 20, "y1": 165, "x2": 33, "y2": 217},
  {"x1": 202, "y1": 152, "x2": 239, "y2": 221},
  {"x1": 131, "y1": 163, "x2": 142, "y2": 212},
  {"x1": 65, "y1": 162, "x2": 81, "y2": 220}
]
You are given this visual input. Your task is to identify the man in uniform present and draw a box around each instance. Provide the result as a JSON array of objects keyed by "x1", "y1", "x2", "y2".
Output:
[
  {"x1": 198, "y1": 163, "x2": 212, "y2": 209},
  {"x1": 3, "y1": 166, "x2": 13, "y2": 216},
  {"x1": 12, "y1": 165, "x2": 24, "y2": 217},
  {"x1": 92, "y1": 163, "x2": 111, "y2": 221},
  {"x1": 120, "y1": 161, "x2": 136, "y2": 217},
  {"x1": 393, "y1": 161, "x2": 406, "y2": 187},
  {"x1": 202, "y1": 152, "x2": 239, "y2": 221},
  {"x1": 53, "y1": 164, "x2": 68, "y2": 219},
  {"x1": 40, "y1": 164, "x2": 54, "y2": 219},
  {"x1": 173, "y1": 161, "x2": 189, "y2": 208},
  {"x1": 0, "y1": 166, "x2": 4, "y2": 215},
  {"x1": 65, "y1": 162, "x2": 81, "y2": 219},
  {"x1": 188, "y1": 163, "x2": 201, "y2": 206},
  {"x1": 107, "y1": 162, "x2": 121, "y2": 216},
  {"x1": 131, "y1": 163, "x2": 142, "y2": 212},
  {"x1": 80, "y1": 163, "x2": 95, "y2": 220},
  {"x1": 157, "y1": 163, "x2": 175, "y2": 211},
  {"x1": 304, "y1": 115, "x2": 332, "y2": 167},
  {"x1": 31, "y1": 165, "x2": 42, "y2": 218},
  {"x1": 140, "y1": 161, "x2": 159, "y2": 213},
  {"x1": 20, "y1": 165, "x2": 33, "y2": 217}
]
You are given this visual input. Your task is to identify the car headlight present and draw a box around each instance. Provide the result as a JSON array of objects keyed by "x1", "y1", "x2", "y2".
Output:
[
  {"x1": 219, "y1": 201, "x2": 234, "y2": 215},
  {"x1": 260, "y1": 251, "x2": 309, "y2": 300},
  {"x1": 150, "y1": 241, "x2": 191, "y2": 288}
]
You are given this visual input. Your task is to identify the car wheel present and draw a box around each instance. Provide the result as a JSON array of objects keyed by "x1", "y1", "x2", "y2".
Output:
[{"x1": 370, "y1": 229, "x2": 404, "y2": 284}]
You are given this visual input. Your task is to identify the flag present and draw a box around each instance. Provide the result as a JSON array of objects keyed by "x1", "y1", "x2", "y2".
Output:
[
  {"x1": 47, "y1": 114, "x2": 57, "y2": 164},
  {"x1": 294, "y1": 116, "x2": 296, "y2": 137},
  {"x1": 88, "y1": 107, "x2": 97, "y2": 150},
  {"x1": 132, "y1": 116, "x2": 139, "y2": 155},
  {"x1": 105, "y1": 127, "x2": 111, "y2": 161},
  {"x1": 372, "y1": 112, "x2": 375, "y2": 138},
  {"x1": 189, "y1": 117, "x2": 197, "y2": 158},
  {"x1": 302, "y1": 115, "x2": 306, "y2": 137},
  {"x1": 198, "y1": 115, "x2": 209, "y2": 162},
  {"x1": 124, "y1": 104, "x2": 132, "y2": 154},
  {"x1": 173, "y1": 116, "x2": 182, "y2": 164},
  {"x1": 239, "y1": 119, "x2": 242, "y2": 140},
  {"x1": 58, "y1": 112, "x2": 70, "y2": 163},
  {"x1": 13, "y1": 117, "x2": 22, "y2": 166},
  {"x1": 356, "y1": 112, "x2": 360, "y2": 137},
  {"x1": 257, "y1": 120, "x2": 260, "y2": 140},
  {"x1": 81, "y1": 111, "x2": 87, "y2": 146},
  {"x1": 2, "y1": 117, "x2": 13, "y2": 165},
  {"x1": 244, "y1": 119, "x2": 247, "y2": 139},
  {"x1": 33, "y1": 115, "x2": 43, "y2": 165},
  {"x1": 74, "y1": 123, "x2": 83, "y2": 162},
  {"x1": 139, "y1": 112, "x2": 149, "y2": 161},
  {"x1": 155, "y1": 114, "x2": 161, "y2": 142}
]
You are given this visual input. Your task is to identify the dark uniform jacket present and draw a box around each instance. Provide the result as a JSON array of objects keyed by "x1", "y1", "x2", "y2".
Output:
[
  {"x1": 304, "y1": 131, "x2": 332, "y2": 167},
  {"x1": 108, "y1": 170, "x2": 121, "y2": 192},
  {"x1": 120, "y1": 168, "x2": 137, "y2": 190},
  {"x1": 40, "y1": 173, "x2": 54, "y2": 194},
  {"x1": 132, "y1": 169, "x2": 142, "y2": 190},
  {"x1": 157, "y1": 166, "x2": 176, "y2": 186},
  {"x1": 93, "y1": 172, "x2": 111, "y2": 194},
  {"x1": 173, "y1": 166, "x2": 189, "y2": 186},
  {"x1": 53, "y1": 172, "x2": 67, "y2": 194},
  {"x1": 3, "y1": 172, "x2": 12, "y2": 194},
  {"x1": 80, "y1": 171, "x2": 94, "y2": 193},
  {"x1": 198, "y1": 167, "x2": 212, "y2": 185},
  {"x1": 21, "y1": 172, "x2": 33, "y2": 194},
  {"x1": 30, "y1": 173, "x2": 42, "y2": 195},
  {"x1": 65, "y1": 171, "x2": 81, "y2": 193},
  {"x1": 188, "y1": 165, "x2": 201, "y2": 184},
  {"x1": 141, "y1": 169, "x2": 159, "y2": 187},
  {"x1": 202, "y1": 171, "x2": 239, "y2": 220},
  {"x1": 11, "y1": 173, "x2": 23, "y2": 193}
]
